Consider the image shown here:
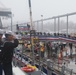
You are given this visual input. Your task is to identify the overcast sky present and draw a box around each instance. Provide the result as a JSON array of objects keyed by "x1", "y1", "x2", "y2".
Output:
[{"x1": 0, "y1": 0, "x2": 76, "y2": 23}]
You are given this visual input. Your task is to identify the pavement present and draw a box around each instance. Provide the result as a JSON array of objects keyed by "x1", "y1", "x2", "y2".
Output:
[{"x1": 13, "y1": 66, "x2": 27, "y2": 75}]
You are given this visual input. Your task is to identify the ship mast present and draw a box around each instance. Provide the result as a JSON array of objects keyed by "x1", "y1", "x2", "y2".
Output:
[{"x1": 28, "y1": 0, "x2": 33, "y2": 30}]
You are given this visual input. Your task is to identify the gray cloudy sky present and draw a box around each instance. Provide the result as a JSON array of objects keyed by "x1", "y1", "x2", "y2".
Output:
[{"x1": 0, "y1": 0, "x2": 76, "y2": 23}]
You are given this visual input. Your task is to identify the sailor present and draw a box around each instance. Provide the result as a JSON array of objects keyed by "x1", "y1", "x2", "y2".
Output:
[
  {"x1": 2, "y1": 31, "x2": 19, "y2": 75},
  {"x1": 0, "y1": 30, "x2": 4, "y2": 75}
]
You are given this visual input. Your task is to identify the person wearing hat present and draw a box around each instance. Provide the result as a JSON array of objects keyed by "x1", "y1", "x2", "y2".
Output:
[
  {"x1": 0, "y1": 31, "x2": 4, "y2": 75},
  {"x1": 2, "y1": 31, "x2": 19, "y2": 75}
]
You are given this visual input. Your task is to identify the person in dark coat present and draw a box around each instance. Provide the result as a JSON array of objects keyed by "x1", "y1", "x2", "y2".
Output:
[
  {"x1": 69, "y1": 43, "x2": 73, "y2": 58},
  {"x1": 2, "y1": 31, "x2": 19, "y2": 75},
  {"x1": 0, "y1": 31, "x2": 3, "y2": 75},
  {"x1": 46, "y1": 41, "x2": 52, "y2": 58}
]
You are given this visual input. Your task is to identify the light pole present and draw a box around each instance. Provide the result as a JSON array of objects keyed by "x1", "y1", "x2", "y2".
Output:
[
  {"x1": 58, "y1": 17, "x2": 60, "y2": 34},
  {"x1": 11, "y1": 13, "x2": 13, "y2": 31},
  {"x1": 66, "y1": 15, "x2": 68, "y2": 37},
  {"x1": 37, "y1": 21, "x2": 39, "y2": 32},
  {"x1": 8, "y1": 12, "x2": 13, "y2": 31},
  {"x1": 54, "y1": 18, "x2": 56, "y2": 33},
  {"x1": 41, "y1": 15, "x2": 43, "y2": 32}
]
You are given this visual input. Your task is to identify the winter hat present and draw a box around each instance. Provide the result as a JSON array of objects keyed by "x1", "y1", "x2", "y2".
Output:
[{"x1": 5, "y1": 31, "x2": 15, "y2": 38}]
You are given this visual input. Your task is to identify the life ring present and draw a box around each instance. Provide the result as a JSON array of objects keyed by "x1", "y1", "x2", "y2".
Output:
[
  {"x1": 21, "y1": 67, "x2": 29, "y2": 70},
  {"x1": 21, "y1": 67, "x2": 35, "y2": 72}
]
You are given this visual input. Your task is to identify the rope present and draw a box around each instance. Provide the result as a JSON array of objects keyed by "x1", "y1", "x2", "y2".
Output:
[{"x1": 0, "y1": 1, "x2": 6, "y2": 8}]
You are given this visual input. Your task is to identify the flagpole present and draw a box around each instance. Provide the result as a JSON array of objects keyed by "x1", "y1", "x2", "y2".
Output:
[
  {"x1": 28, "y1": 0, "x2": 35, "y2": 66},
  {"x1": 28, "y1": 0, "x2": 33, "y2": 30}
]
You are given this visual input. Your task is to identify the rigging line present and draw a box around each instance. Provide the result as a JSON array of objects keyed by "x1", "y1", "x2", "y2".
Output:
[{"x1": 0, "y1": 1, "x2": 6, "y2": 8}]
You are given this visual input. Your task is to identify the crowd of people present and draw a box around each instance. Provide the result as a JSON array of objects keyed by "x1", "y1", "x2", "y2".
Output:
[{"x1": 0, "y1": 30, "x2": 19, "y2": 75}]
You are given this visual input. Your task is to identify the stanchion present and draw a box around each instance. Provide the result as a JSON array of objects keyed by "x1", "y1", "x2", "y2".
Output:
[{"x1": 75, "y1": 46, "x2": 76, "y2": 64}]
